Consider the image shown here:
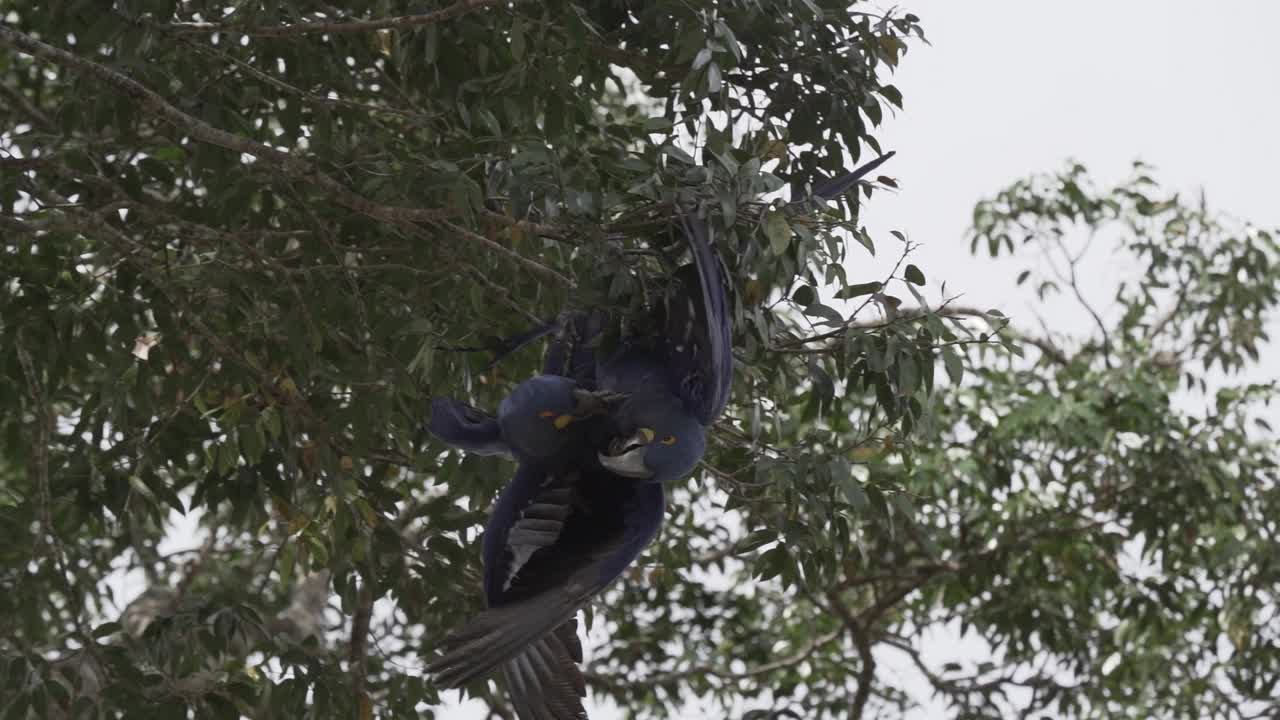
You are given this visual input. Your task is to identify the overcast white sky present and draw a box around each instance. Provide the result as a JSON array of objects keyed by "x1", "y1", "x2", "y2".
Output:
[
  {"x1": 863, "y1": 0, "x2": 1280, "y2": 337},
  {"x1": 447, "y1": 3, "x2": 1280, "y2": 718},
  {"x1": 104, "y1": 2, "x2": 1279, "y2": 718}
]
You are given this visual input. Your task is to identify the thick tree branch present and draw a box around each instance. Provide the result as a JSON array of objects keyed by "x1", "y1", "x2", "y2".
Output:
[
  {"x1": 163, "y1": 0, "x2": 511, "y2": 37},
  {"x1": 0, "y1": 81, "x2": 53, "y2": 127},
  {"x1": 0, "y1": 27, "x2": 574, "y2": 282},
  {"x1": 826, "y1": 590, "x2": 877, "y2": 720},
  {"x1": 350, "y1": 582, "x2": 374, "y2": 718}
]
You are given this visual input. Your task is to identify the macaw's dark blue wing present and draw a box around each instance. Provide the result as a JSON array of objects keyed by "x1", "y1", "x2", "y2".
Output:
[
  {"x1": 445, "y1": 317, "x2": 560, "y2": 368},
  {"x1": 541, "y1": 310, "x2": 607, "y2": 388},
  {"x1": 426, "y1": 398, "x2": 509, "y2": 457},
  {"x1": 808, "y1": 151, "x2": 896, "y2": 203},
  {"x1": 426, "y1": 463, "x2": 664, "y2": 719},
  {"x1": 661, "y1": 214, "x2": 733, "y2": 426}
]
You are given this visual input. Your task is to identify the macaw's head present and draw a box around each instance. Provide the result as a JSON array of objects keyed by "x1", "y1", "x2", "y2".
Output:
[
  {"x1": 497, "y1": 375, "x2": 586, "y2": 461},
  {"x1": 598, "y1": 392, "x2": 706, "y2": 483}
]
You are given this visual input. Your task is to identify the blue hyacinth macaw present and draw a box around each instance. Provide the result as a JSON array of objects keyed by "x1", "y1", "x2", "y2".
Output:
[
  {"x1": 424, "y1": 214, "x2": 726, "y2": 720},
  {"x1": 425, "y1": 153, "x2": 894, "y2": 719}
]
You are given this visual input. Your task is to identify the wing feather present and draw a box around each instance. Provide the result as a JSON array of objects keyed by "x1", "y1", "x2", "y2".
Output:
[
  {"x1": 666, "y1": 214, "x2": 733, "y2": 426},
  {"x1": 428, "y1": 468, "x2": 664, "y2": 709},
  {"x1": 503, "y1": 622, "x2": 588, "y2": 720}
]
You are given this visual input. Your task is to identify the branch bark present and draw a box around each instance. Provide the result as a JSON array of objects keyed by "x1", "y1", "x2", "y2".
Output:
[
  {"x1": 162, "y1": 0, "x2": 511, "y2": 37},
  {"x1": 0, "y1": 26, "x2": 565, "y2": 282},
  {"x1": 350, "y1": 582, "x2": 374, "y2": 719},
  {"x1": 826, "y1": 590, "x2": 876, "y2": 720}
]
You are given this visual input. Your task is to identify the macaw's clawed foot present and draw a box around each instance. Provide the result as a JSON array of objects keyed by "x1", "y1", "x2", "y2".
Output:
[{"x1": 570, "y1": 388, "x2": 628, "y2": 418}]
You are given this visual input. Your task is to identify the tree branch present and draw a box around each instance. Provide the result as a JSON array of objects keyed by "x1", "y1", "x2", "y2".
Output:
[
  {"x1": 163, "y1": 0, "x2": 512, "y2": 37},
  {"x1": 779, "y1": 304, "x2": 1071, "y2": 365},
  {"x1": 1052, "y1": 235, "x2": 1111, "y2": 366},
  {"x1": 435, "y1": 219, "x2": 571, "y2": 287},
  {"x1": 0, "y1": 81, "x2": 53, "y2": 127},
  {"x1": 826, "y1": 590, "x2": 877, "y2": 720},
  {"x1": 350, "y1": 582, "x2": 374, "y2": 718},
  {"x1": 0, "y1": 27, "x2": 582, "y2": 286},
  {"x1": 586, "y1": 627, "x2": 843, "y2": 690}
]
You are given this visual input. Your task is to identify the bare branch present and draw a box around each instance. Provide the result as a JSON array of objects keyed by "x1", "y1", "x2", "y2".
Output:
[{"x1": 1052, "y1": 235, "x2": 1111, "y2": 366}]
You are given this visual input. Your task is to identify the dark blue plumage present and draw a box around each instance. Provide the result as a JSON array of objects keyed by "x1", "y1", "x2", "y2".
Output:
[
  {"x1": 425, "y1": 215, "x2": 724, "y2": 719},
  {"x1": 424, "y1": 152, "x2": 893, "y2": 720},
  {"x1": 808, "y1": 150, "x2": 896, "y2": 203},
  {"x1": 426, "y1": 397, "x2": 508, "y2": 457}
]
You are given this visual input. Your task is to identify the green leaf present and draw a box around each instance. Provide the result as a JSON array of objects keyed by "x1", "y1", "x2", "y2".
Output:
[
  {"x1": 664, "y1": 145, "x2": 697, "y2": 165},
  {"x1": 942, "y1": 346, "x2": 964, "y2": 385},
  {"x1": 510, "y1": 20, "x2": 527, "y2": 61},
  {"x1": 764, "y1": 210, "x2": 792, "y2": 255},
  {"x1": 803, "y1": 302, "x2": 844, "y2": 327},
  {"x1": 831, "y1": 458, "x2": 868, "y2": 510},
  {"x1": 643, "y1": 116, "x2": 673, "y2": 132},
  {"x1": 905, "y1": 264, "x2": 926, "y2": 286},
  {"x1": 691, "y1": 48, "x2": 713, "y2": 71},
  {"x1": 836, "y1": 281, "x2": 883, "y2": 299},
  {"x1": 91, "y1": 622, "x2": 123, "y2": 639}
]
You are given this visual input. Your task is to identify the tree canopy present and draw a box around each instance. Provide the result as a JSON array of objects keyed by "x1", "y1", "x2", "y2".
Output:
[{"x1": 2, "y1": 2, "x2": 1277, "y2": 719}]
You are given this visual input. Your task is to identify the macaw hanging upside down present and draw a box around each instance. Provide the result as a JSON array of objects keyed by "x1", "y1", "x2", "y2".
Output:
[{"x1": 425, "y1": 152, "x2": 895, "y2": 720}]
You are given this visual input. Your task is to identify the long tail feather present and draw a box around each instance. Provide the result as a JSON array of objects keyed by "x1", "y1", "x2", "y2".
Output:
[
  {"x1": 425, "y1": 591, "x2": 576, "y2": 689},
  {"x1": 810, "y1": 150, "x2": 897, "y2": 201},
  {"x1": 502, "y1": 620, "x2": 587, "y2": 720}
]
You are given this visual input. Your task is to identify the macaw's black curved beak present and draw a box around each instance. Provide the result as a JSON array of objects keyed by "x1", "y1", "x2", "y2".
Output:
[{"x1": 599, "y1": 428, "x2": 654, "y2": 478}]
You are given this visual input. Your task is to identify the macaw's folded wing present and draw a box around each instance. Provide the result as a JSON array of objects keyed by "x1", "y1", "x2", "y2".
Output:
[
  {"x1": 662, "y1": 214, "x2": 734, "y2": 427},
  {"x1": 427, "y1": 463, "x2": 665, "y2": 720},
  {"x1": 541, "y1": 310, "x2": 608, "y2": 387}
]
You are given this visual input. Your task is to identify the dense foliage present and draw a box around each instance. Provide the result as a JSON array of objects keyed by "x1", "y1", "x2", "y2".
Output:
[{"x1": 2, "y1": 2, "x2": 1276, "y2": 719}]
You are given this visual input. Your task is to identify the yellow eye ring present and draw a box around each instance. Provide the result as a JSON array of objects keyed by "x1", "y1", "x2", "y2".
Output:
[{"x1": 660, "y1": 435, "x2": 677, "y2": 445}]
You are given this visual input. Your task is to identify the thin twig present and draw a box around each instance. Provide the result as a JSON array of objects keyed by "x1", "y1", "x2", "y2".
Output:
[{"x1": 1052, "y1": 235, "x2": 1111, "y2": 367}]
